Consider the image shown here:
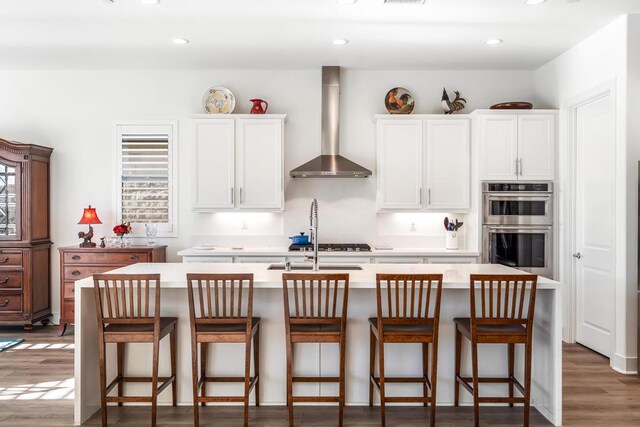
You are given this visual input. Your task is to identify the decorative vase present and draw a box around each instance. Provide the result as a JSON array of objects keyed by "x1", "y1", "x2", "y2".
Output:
[{"x1": 119, "y1": 236, "x2": 125, "y2": 247}]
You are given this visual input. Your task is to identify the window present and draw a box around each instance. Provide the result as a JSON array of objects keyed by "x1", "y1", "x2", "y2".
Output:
[{"x1": 115, "y1": 122, "x2": 178, "y2": 237}]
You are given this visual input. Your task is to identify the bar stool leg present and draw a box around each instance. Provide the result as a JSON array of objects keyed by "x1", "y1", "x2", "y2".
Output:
[
  {"x1": 368, "y1": 328, "x2": 375, "y2": 407},
  {"x1": 377, "y1": 338, "x2": 386, "y2": 427},
  {"x1": 117, "y1": 343, "x2": 125, "y2": 407},
  {"x1": 422, "y1": 343, "x2": 429, "y2": 407},
  {"x1": 524, "y1": 341, "x2": 533, "y2": 427},
  {"x1": 471, "y1": 341, "x2": 480, "y2": 427},
  {"x1": 430, "y1": 339, "x2": 439, "y2": 427},
  {"x1": 191, "y1": 340, "x2": 200, "y2": 426},
  {"x1": 151, "y1": 334, "x2": 160, "y2": 427},
  {"x1": 508, "y1": 343, "x2": 515, "y2": 408},
  {"x1": 454, "y1": 327, "x2": 461, "y2": 406},
  {"x1": 200, "y1": 343, "x2": 207, "y2": 407},
  {"x1": 286, "y1": 338, "x2": 294, "y2": 427},
  {"x1": 338, "y1": 339, "x2": 346, "y2": 427},
  {"x1": 98, "y1": 339, "x2": 108, "y2": 427},
  {"x1": 170, "y1": 329, "x2": 177, "y2": 406},
  {"x1": 244, "y1": 335, "x2": 252, "y2": 427},
  {"x1": 253, "y1": 327, "x2": 260, "y2": 406}
]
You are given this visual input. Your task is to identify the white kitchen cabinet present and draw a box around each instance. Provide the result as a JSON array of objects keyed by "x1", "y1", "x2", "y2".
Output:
[
  {"x1": 377, "y1": 119, "x2": 424, "y2": 210},
  {"x1": 427, "y1": 256, "x2": 478, "y2": 264},
  {"x1": 193, "y1": 115, "x2": 286, "y2": 212},
  {"x1": 234, "y1": 256, "x2": 285, "y2": 263},
  {"x1": 373, "y1": 257, "x2": 424, "y2": 264},
  {"x1": 479, "y1": 112, "x2": 555, "y2": 181},
  {"x1": 183, "y1": 256, "x2": 234, "y2": 263},
  {"x1": 517, "y1": 115, "x2": 555, "y2": 180},
  {"x1": 425, "y1": 119, "x2": 470, "y2": 211},
  {"x1": 193, "y1": 119, "x2": 235, "y2": 210},
  {"x1": 236, "y1": 119, "x2": 283, "y2": 209}
]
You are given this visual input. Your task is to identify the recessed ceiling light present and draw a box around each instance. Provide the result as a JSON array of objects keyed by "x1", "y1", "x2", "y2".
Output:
[
  {"x1": 172, "y1": 38, "x2": 189, "y2": 45},
  {"x1": 524, "y1": 0, "x2": 546, "y2": 5},
  {"x1": 140, "y1": 0, "x2": 160, "y2": 4},
  {"x1": 332, "y1": 39, "x2": 349, "y2": 46},
  {"x1": 337, "y1": 0, "x2": 358, "y2": 4},
  {"x1": 485, "y1": 38, "x2": 503, "y2": 46}
]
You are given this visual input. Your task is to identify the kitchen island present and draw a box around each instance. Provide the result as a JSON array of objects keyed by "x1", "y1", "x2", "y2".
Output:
[{"x1": 74, "y1": 263, "x2": 561, "y2": 426}]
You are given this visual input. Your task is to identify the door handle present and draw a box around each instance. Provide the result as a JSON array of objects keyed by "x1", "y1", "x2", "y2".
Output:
[
  {"x1": 572, "y1": 252, "x2": 582, "y2": 259},
  {"x1": 519, "y1": 158, "x2": 522, "y2": 176}
]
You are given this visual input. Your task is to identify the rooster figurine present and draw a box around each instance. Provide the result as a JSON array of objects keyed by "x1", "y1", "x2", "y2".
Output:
[
  {"x1": 78, "y1": 226, "x2": 95, "y2": 248},
  {"x1": 441, "y1": 88, "x2": 466, "y2": 114}
]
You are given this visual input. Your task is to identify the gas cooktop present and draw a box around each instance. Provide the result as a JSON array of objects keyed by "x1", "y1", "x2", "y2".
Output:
[{"x1": 288, "y1": 243, "x2": 372, "y2": 252}]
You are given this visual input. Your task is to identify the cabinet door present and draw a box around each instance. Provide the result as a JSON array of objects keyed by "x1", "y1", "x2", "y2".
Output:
[
  {"x1": 193, "y1": 120, "x2": 235, "y2": 210},
  {"x1": 425, "y1": 119, "x2": 470, "y2": 211},
  {"x1": 377, "y1": 120, "x2": 424, "y2": 210},
  {"x1": 479, "y1": 115, "x2": 518, "y2": 180},
  {"x1": 518, "y1": 115, "x2": 555, "y2": 180},
  {"x1": 236, "y1": 119, "x2": 283, "y2": 210}
]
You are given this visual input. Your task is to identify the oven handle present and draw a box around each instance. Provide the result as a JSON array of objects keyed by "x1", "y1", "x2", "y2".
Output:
[
  {"x1": 486, "y1": 225, "x2": 552, "y2": 233},
  {"x1": 485, "y1": 194, "x2": 552, "y2": 201}
]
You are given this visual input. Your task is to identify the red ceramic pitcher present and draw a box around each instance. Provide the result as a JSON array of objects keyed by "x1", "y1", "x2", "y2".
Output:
[{"x1": 250, "y1": 99, "x2": 268, "y2": 114}]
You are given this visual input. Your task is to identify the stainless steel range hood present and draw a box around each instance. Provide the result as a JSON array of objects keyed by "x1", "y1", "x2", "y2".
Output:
[{"x1": 290, "y1": 66, "x2": 371, "y2": 178}]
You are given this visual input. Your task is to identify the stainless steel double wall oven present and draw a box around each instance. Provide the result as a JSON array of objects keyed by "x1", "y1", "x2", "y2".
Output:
[{"x1": 482, "y1": 182, "x2": 554, "y2": 278}]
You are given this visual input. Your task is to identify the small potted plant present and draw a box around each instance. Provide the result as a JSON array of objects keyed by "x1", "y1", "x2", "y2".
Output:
[{"x1": 113, "y1": 221, "x2": 132, "y2": 247}]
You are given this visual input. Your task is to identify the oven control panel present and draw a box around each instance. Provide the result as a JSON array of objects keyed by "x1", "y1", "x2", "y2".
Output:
[{"x1": 485, "y1": 183, "x2": 550, "y2": 192}]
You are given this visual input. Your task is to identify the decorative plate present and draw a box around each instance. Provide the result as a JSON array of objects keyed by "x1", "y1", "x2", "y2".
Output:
[
  {"x1": 385, "y1": 87, "x2": 415, "y2": 114},
  {"x1": 490, "y1": 101, "x2": 533, "y2": 110},
  {"x1": 202, "y1": 86, "x2": 236, "y2": 114}
]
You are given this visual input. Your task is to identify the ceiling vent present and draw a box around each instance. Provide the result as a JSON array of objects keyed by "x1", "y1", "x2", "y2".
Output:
[{"x1": 383, "y1": 0, "x2": 426, "y2": 4}]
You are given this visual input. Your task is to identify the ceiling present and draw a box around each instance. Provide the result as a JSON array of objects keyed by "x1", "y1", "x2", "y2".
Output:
[{"x1": 0, "y1": 0, "x2": 638, "y2": 70}]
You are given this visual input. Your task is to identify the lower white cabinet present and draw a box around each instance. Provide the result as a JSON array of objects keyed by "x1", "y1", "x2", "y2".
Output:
[
  {"x1": 427, "y1": 256, "x2": 478, "y2": 264},
  {"x1": 235, "y1": 256, "x2": 285, "y2": 263},
  {"x1": 372, "y1": 257, "x2": 424, "y2": 264},
  {"x1": 183, "y1": 256, "x2": 234, "y2": 263}
]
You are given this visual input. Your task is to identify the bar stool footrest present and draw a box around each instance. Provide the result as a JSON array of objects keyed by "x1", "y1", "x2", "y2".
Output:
[
  {"x1": 292, "y1": 396, "x2": 340, "y2": 403},
  {"x1": 292, "y1": 376, "x2": 339, "y2": 383},
  {"x1": 456, "y1": 375, "x2": 526, "y2": 399}
]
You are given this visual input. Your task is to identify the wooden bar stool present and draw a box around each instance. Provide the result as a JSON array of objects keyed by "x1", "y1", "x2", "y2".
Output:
[
  {"x1": 282, "y1": 273, "x2": 349, "y2": 427},
  {"x1": 186, "y1": 273, "x2": 260, "y2": 427},
  {"x1": 92, "y1": 273, "x2": 177, "y2": 427},
  {"x1": 454, "y1": 274, "x2": 538, "y2": 427},
  {"x1": 369, "y1": 273, "x2": 443, "y2": 427}
]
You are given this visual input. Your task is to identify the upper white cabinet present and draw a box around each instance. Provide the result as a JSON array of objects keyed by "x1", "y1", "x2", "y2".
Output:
[
  {"x1": 376, "y1": 116, "x2": 471, "y2": 212},
  {"x1": 377, "y1": 119, "x2": 424, "y2": 210},
  {"x1": 425, "y1": 119, "x2": 470, "y2": 211},
  {"x1": 193, "y1": 115, "x2": 286, "y2": 212},
  {"x1": 479, "y1": 112, "x2": 556, "y2": 181}
]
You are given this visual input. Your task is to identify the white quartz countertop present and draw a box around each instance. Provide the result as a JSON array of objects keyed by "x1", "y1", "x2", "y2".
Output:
[
  {"x1": 177, "y1": 247, "x2": 480, "y2": 257},
  {"x1": 76, "y1": 262, "x2": 558, "y2": 290}
]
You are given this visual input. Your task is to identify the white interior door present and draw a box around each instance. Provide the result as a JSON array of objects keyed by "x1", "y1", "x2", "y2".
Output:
[{"x1": 574, "y1": 93, "x2": 616, "y2": 357}]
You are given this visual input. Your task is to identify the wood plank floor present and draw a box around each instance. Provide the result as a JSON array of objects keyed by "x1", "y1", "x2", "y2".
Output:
[{"x1": 0, "y1": 325, "x2": 637, "y2": 426}]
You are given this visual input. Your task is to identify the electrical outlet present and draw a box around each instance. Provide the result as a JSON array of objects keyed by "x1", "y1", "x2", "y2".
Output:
[
  {"x1": 410, "y1": 222, "x2": 416, "y2": 232},
  {"x1": 241, "y1": 220, "x2": 248, "y2": 230}
]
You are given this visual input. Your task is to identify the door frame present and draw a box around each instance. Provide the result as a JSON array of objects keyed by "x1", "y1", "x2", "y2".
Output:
[{"x1": 561, "y1": 79, "x2": 616, "y2": 351}]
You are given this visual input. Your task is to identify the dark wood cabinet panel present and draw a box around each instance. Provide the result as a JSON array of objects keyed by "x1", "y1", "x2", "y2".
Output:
[
  {"x1": 0, "y1": 139, "x2": 53, "y2": 332},
  {"x1": 57, "y1": 245, "x2": 166, "y2": 336}
]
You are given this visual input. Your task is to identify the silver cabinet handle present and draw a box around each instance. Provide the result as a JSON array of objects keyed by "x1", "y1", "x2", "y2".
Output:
[
  {"x1": 572, "y1": 252, "x2": 582, "y2": 259},
  {"x1": 514, "y1": 159, "x2": 519, "y2": 176},
  {"x1": 419, "y1": 188, "x2": 422, "y2": 204},
  {"x1": 230, "y1": 187, "x2": 234, "y2": 204},
  {"x1": 519, "y1": 158, "x2": 523, "y2": 176},
  {"x1": 240, "y1": 187, "x2": 244, "y2": 204},
  {"x1": 428, "y1": 188, "x2": 431, "y2": 205}
]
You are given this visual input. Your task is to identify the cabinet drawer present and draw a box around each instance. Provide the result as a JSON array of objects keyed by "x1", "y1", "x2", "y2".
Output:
[
  {"x1": 63, "y1": 251, "x2": 149, "y2": 265},
  {"x1": 62, "y1": 299, "x2": 75, "y2": 322},
  {"x1": 0, "y1": 271, "x2": 22, "y2": 290},
  {"x1": 0, "y1": 251, "x2": 22, "y2": 267},
  {"x1": 63, "y1": 281, "x2": 76, "y2": 299},
  {"x1": 0, "y1": 294, "x2": 22, "y2": 313},
  {"x1": 64, "y1": 265, "x2": 120, "y2": 281}
]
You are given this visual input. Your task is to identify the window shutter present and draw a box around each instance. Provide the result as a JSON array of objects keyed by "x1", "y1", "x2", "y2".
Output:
[{"x1": 120, "y1": 133, "x2": 170, "y2": 224}]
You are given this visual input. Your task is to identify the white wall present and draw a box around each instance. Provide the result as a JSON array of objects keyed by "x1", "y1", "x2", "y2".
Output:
[
  {"x1": 0, "y1": 67, "x2": 535, "y2": 322},
  {"x1": 534, "y1": 15, "x2": 636, "y2": 373}
]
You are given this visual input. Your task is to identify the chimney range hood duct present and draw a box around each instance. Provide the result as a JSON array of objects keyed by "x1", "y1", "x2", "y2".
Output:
[{"x1": 290, "y1": 66, "x2": 372, "y2": 178}]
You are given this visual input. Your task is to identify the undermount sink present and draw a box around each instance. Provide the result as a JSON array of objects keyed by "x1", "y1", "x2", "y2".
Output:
[{"x1": 268, "y1": 264, "x2": 363, "y2": 271}]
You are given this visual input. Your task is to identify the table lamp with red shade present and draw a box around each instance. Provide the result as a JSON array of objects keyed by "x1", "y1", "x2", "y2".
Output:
[{"x1": 77, "y1": 205, "x2": 102, "y2": 248}]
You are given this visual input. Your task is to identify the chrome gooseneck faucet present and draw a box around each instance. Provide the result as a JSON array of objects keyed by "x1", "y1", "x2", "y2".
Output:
[{"x1": 308, "y1": 198, "x2": 319, "y2": 271}]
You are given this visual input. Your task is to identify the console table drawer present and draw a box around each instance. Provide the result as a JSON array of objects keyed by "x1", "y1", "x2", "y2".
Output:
[
  {"x1": 64, "y1": 265, "x2": 118, "y2": 281},
  {"x1": 63, "y1": 251, "x2": 149, "y2": 265},
  {"x1": 0, "y1": 271, "x2": 22, "y2": 290},
  {"x1": 0, "y1": 294, "x2": 22, "y2": 313},
  {"x1": 0, "y1": 251, "x2": 22, "y2": 268}
]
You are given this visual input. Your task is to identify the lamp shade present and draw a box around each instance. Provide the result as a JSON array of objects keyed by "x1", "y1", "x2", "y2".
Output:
[{"x1": 77, "y1": 205, "x2": 102, "y2": 225}]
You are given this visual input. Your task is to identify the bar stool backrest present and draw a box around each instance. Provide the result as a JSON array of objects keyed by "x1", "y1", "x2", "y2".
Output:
[
  {"x1": 469, "y1": 274, "x2": 538, "y2": 330},
  {"x1": 376, "y1": 274, "x2": 443, "y2": 325},
  {"x1": 93, "y1": 273, "x2": 161, "y2": 326},
  {"x1": 186, "y1": 273, "x2": 254, "y2": 327},
  {"x1": 282, "y1": 273, "x2": 349, "y2": 325}
]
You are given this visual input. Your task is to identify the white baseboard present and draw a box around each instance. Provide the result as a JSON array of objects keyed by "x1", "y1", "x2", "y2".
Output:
[{"x1": 611, "y1": 352, "x2": 638, "y2": 374}]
